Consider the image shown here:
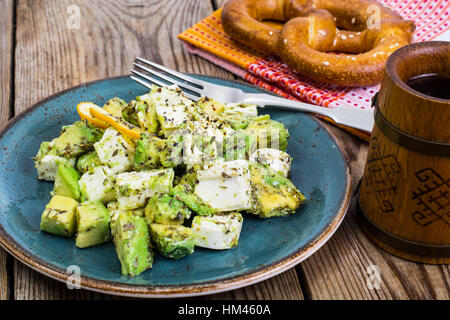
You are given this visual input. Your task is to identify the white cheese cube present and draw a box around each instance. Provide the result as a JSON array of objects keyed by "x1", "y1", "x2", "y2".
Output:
[
  {"x1": 146, "y1": 85, "x2": 193, "y2": 137},
  {"x1": 94, "y1": 128, "x2": 134, "y2": 175},
  {"x1": 115, "y1": 168, "x2": 174, "y2": 210},
  {"x1": 191, "y1": 212, "x2": 243, "y2": 250},
  {"x1": 34, "y1": 141, "x2": 76, "y2": 181},
  {"x1": 146, "y1": 85, "x2": 193, "y2": 109},
  {"x1": 35, "y1": 153, "x2": 76, "y2": 181},
  {"x1": 182, "y1": 134, "x2": 218, "y2": 166},
  {"x1": 249, "y1": 148, "x2": 292, "y2": 177},
  {"x1": 180, "y1": 119, "x2": 233, "y2": 146},
  {"x1": 156, "y1": 105, "x2": 190, "y2": 137},
  {"x1": 194, "y1": 160, "x2": 252, "y2": 212},
  {"x1": 78, "y1": 166, "x2": 115, "y2": 203}
]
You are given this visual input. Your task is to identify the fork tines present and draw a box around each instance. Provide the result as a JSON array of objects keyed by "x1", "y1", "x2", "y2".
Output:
[{"x1": 130, "y1": 57, "x2": 205, "y2": 100}]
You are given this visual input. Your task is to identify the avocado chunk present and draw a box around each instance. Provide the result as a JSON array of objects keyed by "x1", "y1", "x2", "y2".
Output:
[
  {"x1": 134, "y1": 133, "x2": 165, "y2": 170},
  {"x1": 76, "y1": 151, "x2": 101, "y2": 174},
  {"x1": 51, "y1": 121, "x2": 104, "y2": 158},
  {"x1": 102, "y1": 97, "x2": 127, "y2": 118},
  {"x1": 135, "y1": 96, "x2": 159, "y2": 134},
  {"x1": 53, "y1": 164, "x2": 81, "y2": 200},
  {"x1": 169, "y1": 184, "x2": 215, "y2": 216},
  {"x1": 107, "y1": 201, "x2": 145, "y2": 238},
  {"x1": 40, "y1": 195, "x2": 78, "y2": 237},
  {"x1": 115, "y1": 168, "x2": 174, "y2": 210},
  {"x1": 160, "y1": 134, "x2": 184, "y2": 168},
  {"x1": 122, "y1": 100, "x2": 140, "y2": 126},
  {"x1": 34, "y1": 141, "x2": 76, "y2": 181},
  {"x1": 196, "y1": 97, "x2": 225, "y2": 115},
  {"x1": 114, "y1": 212, "x2": 153, "y2": 276},
  {"x1": 107, "y1": 201, "x2": 121, "y2": 238},
  {"x1": 249, "y1": 163, "x2": 305, "y2": 218},
  {"x1": 145, "y1": 194, "x2": 192, "y2": 225},
  {"x1": 223, "y1": 131, "x2": 257, "y2": 161},
  {"x1": 218, "y1": 103, "x2": 258, "y2": 130},
  {"x1": 244, "y1": 115, "x2": 289, "y2": 151},
  {"x1": 150, "y1": 224, "x2": 195, "y2": 259},
  {"x1": 75, "y1": 201, "x2": 111, "y2": 248}
]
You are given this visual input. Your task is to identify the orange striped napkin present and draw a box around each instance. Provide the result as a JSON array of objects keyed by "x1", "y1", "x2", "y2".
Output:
[{"x1": 178, "y1": 1, "x2": 450, "y2": 141}]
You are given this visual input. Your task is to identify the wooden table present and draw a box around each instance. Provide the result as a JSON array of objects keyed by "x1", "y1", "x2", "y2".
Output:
[{"x1": 0, "y1": 0, "x2": 448, "y2": 300}]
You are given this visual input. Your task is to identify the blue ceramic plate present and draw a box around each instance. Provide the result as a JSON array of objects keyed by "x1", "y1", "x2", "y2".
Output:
[{"x1": 0, "y1": 76, "x2": 351, "y2": 297}]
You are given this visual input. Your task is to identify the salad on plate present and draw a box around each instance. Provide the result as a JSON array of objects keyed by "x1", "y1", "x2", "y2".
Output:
[{"x1": 34, "y1": 85, "x2": 306, "y2": 276}]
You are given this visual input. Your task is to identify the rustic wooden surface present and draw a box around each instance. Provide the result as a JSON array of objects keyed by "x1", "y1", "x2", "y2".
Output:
[
  {"x1": 0, "y1": 0, "x2": 448, "y2": 300},
  {"x1": 0, "y1": 0, "x2": 13, "y2": 301}
]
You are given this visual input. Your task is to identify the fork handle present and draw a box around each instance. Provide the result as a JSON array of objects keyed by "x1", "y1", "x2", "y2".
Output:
[
  {"x1": 241, "y1": 93, "x2": 337, "y2": 120},
  {"x1": 240, "y1": 93, "x2": 374, "y2": 132}
]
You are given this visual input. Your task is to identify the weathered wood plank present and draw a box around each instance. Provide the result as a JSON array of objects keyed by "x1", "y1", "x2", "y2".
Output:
[
  {"x1": 0, "y1": 0, "x2": 14, "y2": 301},
  {"x1": 298, "y1": 123, "x2": 450, "y2": 300},
  {"x1": 13, "y1": 0, "x2": 303, "y2": 300},
  {"x1": 206, "y1": 270, "x2": 304, "y2": 300}
]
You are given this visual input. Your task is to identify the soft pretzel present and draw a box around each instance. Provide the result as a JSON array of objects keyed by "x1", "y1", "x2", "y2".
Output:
[{"x1": 221, "y1": 0, "x2": 415, "y2": 87}]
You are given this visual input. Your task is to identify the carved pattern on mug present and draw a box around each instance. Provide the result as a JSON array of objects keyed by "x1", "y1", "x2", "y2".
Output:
[
  {"x1": 363, "y1": 137, "x2": 401, "y2": 213},
  {"x1": 411, "y1": 168, "x2": 450, "y2": 227}
]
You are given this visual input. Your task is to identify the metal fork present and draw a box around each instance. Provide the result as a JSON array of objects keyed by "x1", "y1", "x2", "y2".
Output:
[{"x1": 130, "y1": 57, "x2": 374, "y2": 133}]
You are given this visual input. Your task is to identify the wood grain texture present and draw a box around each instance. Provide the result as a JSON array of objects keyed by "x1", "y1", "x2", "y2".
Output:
[
  {"x1": 11, "y1": 0, "x2": 449, "y2": 301},
  {"x1": 13, "y1": 0, "x2": 303, "y2": 300},
  {"x1": 207, "y1": 270, "x2": 304, "y2": 300},
  {"x1": 299, "y1": 122, "x2": 450, "y2": 300},
  {"x1": 0, "y1": 0, "x2": 14, "y2": 301}
]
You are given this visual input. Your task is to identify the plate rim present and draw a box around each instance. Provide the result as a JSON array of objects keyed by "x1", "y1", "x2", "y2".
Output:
[{"x1": 0, "y1": 75, "x2": 352, "y2": 298}]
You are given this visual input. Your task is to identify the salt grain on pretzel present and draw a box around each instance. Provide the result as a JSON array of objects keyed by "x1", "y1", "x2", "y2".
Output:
[{"x1": 221, "y1": 0, "x2": 415, "y2": 86}]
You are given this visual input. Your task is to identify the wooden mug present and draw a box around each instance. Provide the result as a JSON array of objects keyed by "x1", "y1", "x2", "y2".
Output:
[{"x1": 357, "y1": 41, "x2": 450, "y2": 264}]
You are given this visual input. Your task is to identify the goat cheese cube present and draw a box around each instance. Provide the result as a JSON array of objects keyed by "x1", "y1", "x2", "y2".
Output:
[
  {"x1": 180, "y1": 119, "x2": 232, "y2": 145},
  {"x1": 34, "y1": 141, "x2": 76, "y2": 181},
  {"x1": 191, "y1": 212, "x2": 243, "y2": 250},
  {"x1": 147, "y1": 85, "x2": 193, "y2": 137},
  {"x1": 78, "y1": 166, "x2": 116, "y2": 203},
  {"x1": 115, "y1": 168, "x2": 174, "y2": 210},
  {"x1": 194, "y1": 160, "x2": 252, "y2": 212},
  {"x1": 156, "y1": 105, "x2": 190, "y2": 137},
  {"x1": 249, "y1": 148, "x2": 292, "y2": 177},
  {"x1": 146, "y1": 85, "x2": 193, "y2": 109},
  {"x1": 182, "y1": 134, "x2": 218, "y2": 166},
  {"x1": 94, "y1": 128, "x2": 134, "y2": 175}
]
